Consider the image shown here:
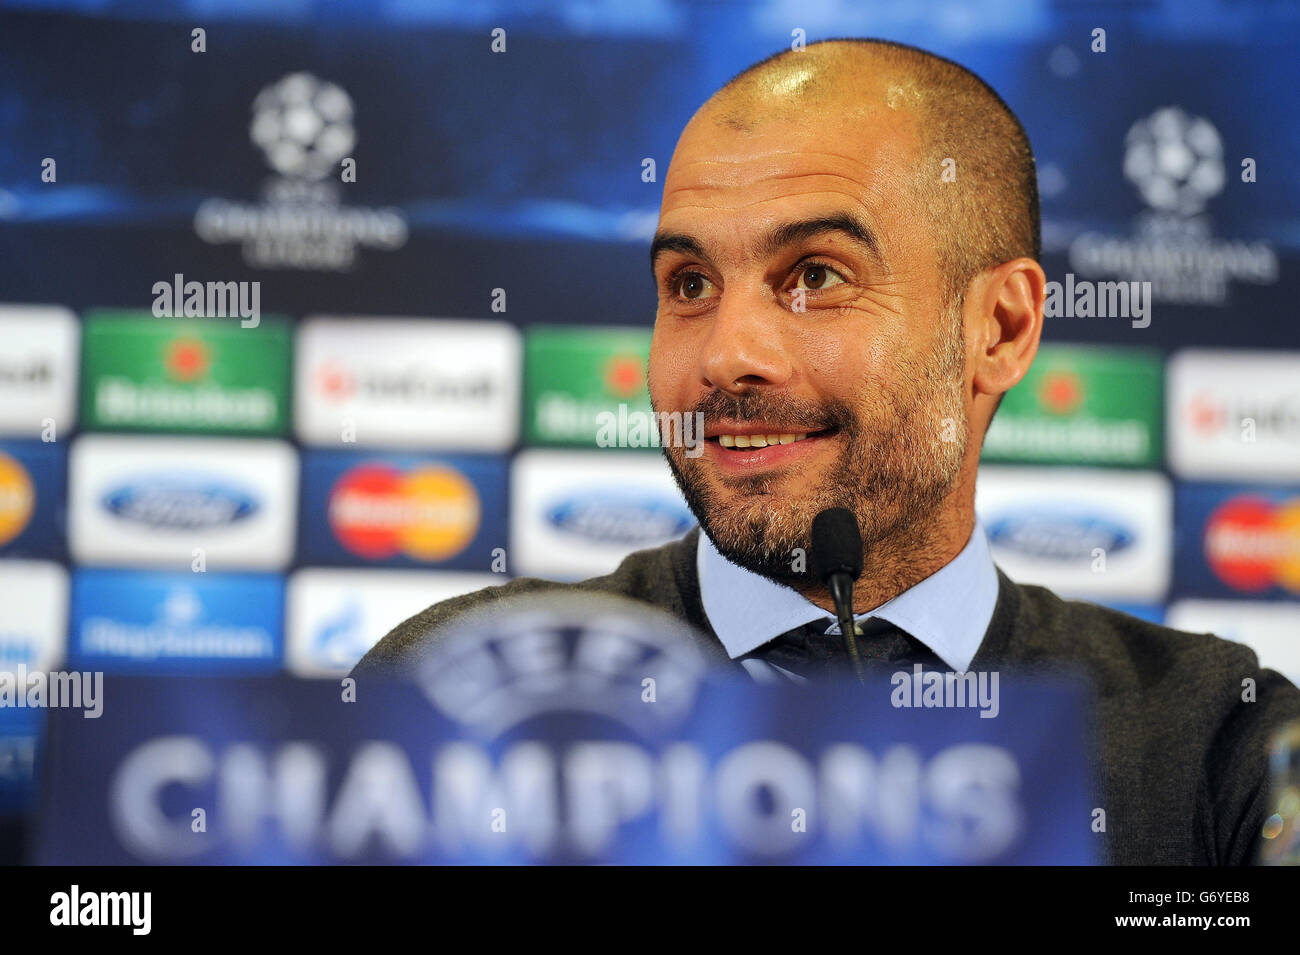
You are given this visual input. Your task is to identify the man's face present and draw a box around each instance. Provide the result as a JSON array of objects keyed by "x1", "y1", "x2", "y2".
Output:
[{"x1": 648, "y1": 105, "x2": 973, "y2": 582}]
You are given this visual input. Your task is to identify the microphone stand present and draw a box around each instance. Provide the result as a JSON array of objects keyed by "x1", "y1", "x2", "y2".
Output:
[{"x1": 826, "y1": 572, "x2": 866, "y2": 684}]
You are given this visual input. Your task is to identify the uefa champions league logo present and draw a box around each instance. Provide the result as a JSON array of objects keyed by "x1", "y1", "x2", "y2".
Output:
[
  {"x1": 1122, "y1": 106, "x2": 1225, "y2": 217},
  {"x1": 250, "y1": 72, "x2": 357, "y2": 182},
  {"x1": 1069, "y1": 104, "x2": 1275, "y2": 307},
  {"x1": 411, "y1": 594, "x2": 710, "y2": 740},
  {"x1": 194, "y1": 71, "x2": 407, "y2": 270}
]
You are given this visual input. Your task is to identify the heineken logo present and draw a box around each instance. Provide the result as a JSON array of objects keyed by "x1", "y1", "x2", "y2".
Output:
[
  {"x1": 603, "y1": 354, "x2": 645, "y2": 398},
  {"x1": 1038, "y1": 370, "x2": 1083, "y2": 416},
  {"x1": 165, "y1": 338, "x2": 211, "y2": 382},
  {"x1": 983, "y1": 347, "x2": 1160, "y2": 468},
  {"x1": 83, "y1": 313, "x2": 289, "y2": 435},
  {"x1": 94, "y1": 378, "x2": 278, "y2": 431}
]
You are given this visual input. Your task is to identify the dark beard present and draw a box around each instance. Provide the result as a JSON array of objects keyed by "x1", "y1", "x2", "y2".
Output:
[{"x1": 658, "y1": 362, "x2": 967, "y2": 588}]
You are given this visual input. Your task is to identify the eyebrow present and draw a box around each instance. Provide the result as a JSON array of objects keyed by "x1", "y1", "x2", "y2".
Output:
[{"x1": 649, "y1": 211, "x2": 885, "y2": 279}]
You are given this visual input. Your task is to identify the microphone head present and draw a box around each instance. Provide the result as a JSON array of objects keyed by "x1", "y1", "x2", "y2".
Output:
[{"x1": 810, "y1": 507, "x2": 863, "y2": 582}]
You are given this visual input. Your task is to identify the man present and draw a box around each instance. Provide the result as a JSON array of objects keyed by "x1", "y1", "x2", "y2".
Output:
[{"x1": 356, "y1": 38, "x2": 1300, "y2": 865}]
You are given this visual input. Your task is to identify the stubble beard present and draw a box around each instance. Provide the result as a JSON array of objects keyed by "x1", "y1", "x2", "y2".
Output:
[{"x1": 658, "y1": 319, "x2": 970, "y2": 587}]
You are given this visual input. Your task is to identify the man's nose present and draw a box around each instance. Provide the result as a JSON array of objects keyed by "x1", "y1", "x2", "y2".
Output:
[{"x1": 697, "y1": 290, "x2": 793, "y2": 395}]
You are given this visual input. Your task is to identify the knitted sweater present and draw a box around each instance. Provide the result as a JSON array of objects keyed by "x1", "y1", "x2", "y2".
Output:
[{"x1": 355, "y1": 528, "x2": 1300, "y2": 865}]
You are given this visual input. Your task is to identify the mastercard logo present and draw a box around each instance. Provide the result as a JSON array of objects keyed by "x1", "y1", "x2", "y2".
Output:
[
  {"x1": 1203, "y1": 496, "x2": 1300, "y2": 593},
  {"x1": 0, "y1": 452, "x2": 35, "y2": 547},
  {"x1": 328, "y1": 463, "x2": 480, "y2": 561}
]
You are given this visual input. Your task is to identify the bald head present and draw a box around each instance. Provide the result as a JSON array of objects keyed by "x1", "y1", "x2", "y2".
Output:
[
  {"x1": 698, "y1": 38, "x2": 1040, "y2": 309},
  {"x1": 649, "y1": 38, "x2": 1046, "y2": 605}
]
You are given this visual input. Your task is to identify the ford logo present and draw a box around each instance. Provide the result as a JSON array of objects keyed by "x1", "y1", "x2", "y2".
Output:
[
  {"x1": 546, "y1": 493, "x2": 694, "y2": 546},
  {"x1": 987, "y1": 512, "x2": 1134, "y2": 560},
  {"x1": 103, "y1": 478, "x2": 258, "y2": 530}
]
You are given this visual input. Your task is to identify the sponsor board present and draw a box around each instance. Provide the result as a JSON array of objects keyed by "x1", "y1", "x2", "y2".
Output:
[
  {"x1": 523, "y1": 325, "x2": 653, "y2": 446},
  {"x1": 295, "y1": 316, "x2": 520, "y2": 451},
  {"x1": 69, "y1": 435, "x2": 298, "y2": 570},
  {"x1": 982, "y1": 345, "x2": 1162, "y2": 467},
  {"x1": 286, "y1": 567, "x2": 500, "y2": 676},
  {"x1": 0, "y1": 440, "x2": 66, "y2": 560},
  {"x1": 511, "y1": 450, "x2": 695, "y2": 579},
  {"x1": 0, "y1": 560, "x2": 67, "y2": 812},
  {"x1": 298, "y1": 450, "x2": 507, "y2": 570},
  {"x1": 194, "y1": 72, "x2": 409, "y2": 272},
  {"x1": 0, "y1": 715, "x2": 40, "y2": 814},
  {"x1": 976, "y1": 467, "x2": 1172, "y2": 602},
  {"x1": 1167, "y1": 349, "x2": 1300, "y2": 483},
  {"x1": 1070, "y1": 106, "x2": 1278, "y2": 308},
  {"x1": 81, "y1": 310, "x2": 290, "y2": 435},
  {"x1": 0, "y1": 305, "x2": 79, "y2": 438},
  {"x1": 37, "y1": 669, "x2": 1095, "y2": 864},
  {"x1": 1174, "y1": 484, "x2": 1300, "y2": 600},
  {"x1": 69, "y1": 568, "x2": 283, "y2": 674},
  {"x1": 1167, "y1": 599, "x2": 1300, "y2": 688},
  {"x1": 0, "y1": 559, "x2": 69, "y2": 675}
]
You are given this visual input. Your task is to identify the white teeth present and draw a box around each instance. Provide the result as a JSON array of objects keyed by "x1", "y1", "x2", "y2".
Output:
[{"x1": 716, "y1": 432, "x2": 810, "y2": 448}]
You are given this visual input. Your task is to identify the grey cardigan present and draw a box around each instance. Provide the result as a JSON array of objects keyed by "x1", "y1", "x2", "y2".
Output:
[{"x1": 355, "y1": 528, "x2": 1300, "y2": 865}]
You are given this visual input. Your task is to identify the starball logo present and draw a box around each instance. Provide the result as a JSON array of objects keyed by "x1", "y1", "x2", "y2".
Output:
[
  {"x1": 1070, "y1": 106, "x2": 1277, "y2": 307},
  {"x1": 414, "y1": 600, "x2": 708, "y2": 739},
  {"x1": 250, "y1": 72, "x2": 354, "y2": 180},
  {"x1": 194, "y1": 72, "x2": 407, "y2": 271}
]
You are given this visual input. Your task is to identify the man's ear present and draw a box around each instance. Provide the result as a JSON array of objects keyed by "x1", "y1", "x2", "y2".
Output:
[{"x1": 966, "y1": 256, "x2": 1046, "y2": 401}]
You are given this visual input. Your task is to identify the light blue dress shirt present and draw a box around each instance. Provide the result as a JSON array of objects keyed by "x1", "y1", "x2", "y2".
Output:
[{"x1": 697, "y1": 519, "x2": 1000, "y2": 681}]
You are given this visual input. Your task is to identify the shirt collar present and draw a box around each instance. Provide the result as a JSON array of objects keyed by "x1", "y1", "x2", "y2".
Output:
[{"x1": 697, "y1": 519, "x2": 999, "y2": 672}]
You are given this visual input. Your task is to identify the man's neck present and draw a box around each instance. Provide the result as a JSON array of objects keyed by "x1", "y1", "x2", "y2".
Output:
[{"x1": 792, "y1": 500, "x2": 975, "y2": 615}]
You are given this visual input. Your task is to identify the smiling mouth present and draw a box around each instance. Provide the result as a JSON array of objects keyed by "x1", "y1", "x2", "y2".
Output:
[{"x1": 710, "y1": 428, "x2": 833, "y2": 449}]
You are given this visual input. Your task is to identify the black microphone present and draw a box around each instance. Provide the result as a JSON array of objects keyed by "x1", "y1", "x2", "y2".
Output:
[{"x1": 811, "y1": 507, "x2": 866, "y2": 682}]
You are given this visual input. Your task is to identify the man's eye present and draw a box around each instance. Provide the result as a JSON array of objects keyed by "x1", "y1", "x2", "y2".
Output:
[
  {"x1": 795, "y1": 263, "x2": 846, "y2": 291},
  {"x1": 672, "y1": 271, "x2": 717, "y2": 300}
]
